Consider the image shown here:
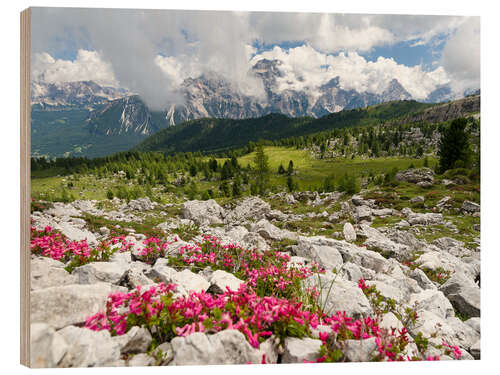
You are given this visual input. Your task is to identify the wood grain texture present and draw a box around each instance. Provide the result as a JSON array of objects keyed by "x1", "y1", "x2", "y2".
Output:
[{"x1": 20, "y1": 7, "x2": 31, "y2": 368}]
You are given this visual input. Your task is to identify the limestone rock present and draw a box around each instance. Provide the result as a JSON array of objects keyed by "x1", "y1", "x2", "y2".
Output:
[
  {"x1": 224, "y1": 197, "x2": 271, "y2": 224},
  {"x1": 31, "y1": 283, "x2": 124, "y2": 329},
  {"x1": 73, "y1": 261, "x2": 129, "y2": 285},
  {"x1": 409, "y1": 268, "x2": 437, "y2": 290},
  {"x1": 304, "y1": 275, "x2": 373, "y2": 319},
  {"x1": 58, "y1": 326, "x2": 121, "y2": 367},
  {"x1": 173, "y1": 269, "x2": 210, "y2": 294},
  {"x1": 462, "y1": 200, "x2": 480, "y2": 213},
  {"x1": 169, "y1": 330, "x2": 271, "y2": 365},
  {"x1": 209, "y1": 270, "x2": 244, "y2": 292},
  {"x1": 379, "y1": 312, "x2": 404, "y2": 332},
  {"x1": 147, "y1": 266, "x2": 209, "y2": 295},
  {"x1": 31, "y1": 257, "x2": 77, "y2": 290},
  {"x1": 470, "y1": 340, "x2": 480, "y2": 359},
  {"x1": 282, "y1": 337, "x2": 322, "y2": 363},
  {"x1": 250, "y1": 219, "x2": 297, "y2": 241},
  {"x1": 402, "y1": 207, "x2": 443, "y2": 225},
  {"x1": 116, "y1": 326, "x2": 153, "y2": 354},
  {"x1": 343, "y1": 338, "x2": 378, "y2": 362},
  {"x1": 182, "y1": 199, "x2": 225, "y2": 225},
  {"x1": 354, "y1": 205, "x2": 372, "y2": 222},
  {"x1": 127, "y1": 197, "x2": 155, "y2": 211},
  {"x1": 395, "y1": 168, "x2": 434, "y2": 184},
  {"x1": 57, "y1": 221, "x2": 98, "y2": 245},
  {"x1": 410, "y1": 196, "x2": 425, "y2": 203},
  {"x1": 371, "y1": 208, "x2": 393, "y2": 217},
  {"x1": 465, "y1": 317, "x2": 480, "y2": 334},
  {"x1": 343, "y1": 222, "x2": 356, "y2": 242},
  {"x1": 408, "y1": 289, "x2": 455, "y2": 319},
  {"x1": 30, "y1": 323, "x2": 68, "y2": 368},
  {"x1": 293, "y1": 238, "x2": 343, "y2": 272}
]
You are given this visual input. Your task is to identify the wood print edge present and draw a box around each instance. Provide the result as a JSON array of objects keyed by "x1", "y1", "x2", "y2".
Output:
[{"x1": 20, "y1": 7, "x2": 31, "y2": 368}]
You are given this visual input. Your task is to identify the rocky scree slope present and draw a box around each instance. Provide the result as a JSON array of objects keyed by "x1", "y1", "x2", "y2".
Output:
[{"x1": 30, "y1": 185, "x2": 480, "y2": 367}]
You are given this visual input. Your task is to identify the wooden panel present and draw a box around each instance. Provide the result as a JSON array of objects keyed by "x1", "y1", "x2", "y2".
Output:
[{"x1": 20, "y1": 7, "x2": 31, "y2": 368}]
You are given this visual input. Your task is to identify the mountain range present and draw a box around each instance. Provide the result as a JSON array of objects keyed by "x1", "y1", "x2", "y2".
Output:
[
  {"x1": 30, "y1": 58, "x2": 475, "y2": 158},
  {"x1": 133, "y1": 95, "x2": 480, "y2": 155}
]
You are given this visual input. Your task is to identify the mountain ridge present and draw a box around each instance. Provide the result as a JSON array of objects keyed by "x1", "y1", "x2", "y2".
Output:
[{"x1": 134, "y1": 95, "x2": 479, "y2": 155}]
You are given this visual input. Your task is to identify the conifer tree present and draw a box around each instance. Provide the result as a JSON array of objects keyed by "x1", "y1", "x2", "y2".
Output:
[
  {"x1": 438, "y1": 118, "x2": 471, "y2": 173},
  {"x1": 253, "y1": 145, "x2": 270, "y2": 195}
]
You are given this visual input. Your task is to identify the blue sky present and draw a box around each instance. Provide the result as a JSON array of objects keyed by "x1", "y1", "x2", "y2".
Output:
[{"x1": 362, "y1": 40, "x2": 443, "y2": 71}]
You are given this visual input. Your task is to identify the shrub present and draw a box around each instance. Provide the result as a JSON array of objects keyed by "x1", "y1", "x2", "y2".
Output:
[
  {"x1": 106, "y1": 189, "x2": 114, "y2": 200},
  {"x1": 201, "y1": 190, "x2": 211, "y2": 201},
  {"x1": 338, "y1": 174, "x2": 360, "y2": 194}
]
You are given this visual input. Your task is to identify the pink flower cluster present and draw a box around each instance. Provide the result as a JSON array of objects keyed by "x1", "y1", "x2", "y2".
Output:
[
  {"x1": 86, "y1": 283, "x2": 319, "y2": 348},
  {"x1": 31, "y1": 226, "x2": 91, "y2": 261},
  {"x1": 85, "y1": 280, "x2": 448, "y2": 363},
  {"x1": 442, "y1": 342, "x2": 462, "y2": 359},
  {"x1": 136, "y1": 236, "x2": 173, "y2": 264},
  {"x1": 31, "y1": 226, "x2": 134, "y2": 268},
  {"x1": 174, "y1": 235, "x2": 323, "y2": 300}
]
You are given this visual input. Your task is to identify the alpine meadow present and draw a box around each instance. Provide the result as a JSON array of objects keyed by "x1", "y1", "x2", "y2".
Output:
[{"x1": 26, "y1": 8, "x2": 481, "y2": 368}]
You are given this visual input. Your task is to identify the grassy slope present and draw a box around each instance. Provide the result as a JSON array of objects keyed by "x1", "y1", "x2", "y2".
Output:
[
  {"x1": 31, "y1": 144, "x2": 479, "y2": 249},
  {"x1": 237, "y1": 146, "x2": 436, "y2": 189},
  {"x1": 32, "y1": 145, "x2": 435, "y2": 201},
  {"x1": 134, "y1": 101, "x2": 433, "y2": 154}
]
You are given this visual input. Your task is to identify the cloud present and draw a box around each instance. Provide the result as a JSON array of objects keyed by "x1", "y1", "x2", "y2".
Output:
[
  {"x1": 247, "y1": 13, "x2": 465, "y2": 53},
  {"x1": 32, "y1": 50, "x2": 117, "y2": 87},
  {"x1": 441, "y1": 17, "x2": 480, "y2": 94},
  {"x1": 250, "y1": 45, "x2": 450, "y2": 100},
  {"x1": 30, "y1": 8, "x2": 477, "y2": 107}
]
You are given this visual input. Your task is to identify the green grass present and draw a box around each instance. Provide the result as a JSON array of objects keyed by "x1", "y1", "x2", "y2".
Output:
[
  {"x1": 238, "y1": 146, "x2": 436, "y2": 191},
  {"x1": 32, "y1": 146, "x2": 436, "y2": 205},
  {"x1": 32, "y1": 175, "x2": 115, "y2": 201},
  {"x1": 82, "y1": 213, "x2": 167, "y2": 238}
]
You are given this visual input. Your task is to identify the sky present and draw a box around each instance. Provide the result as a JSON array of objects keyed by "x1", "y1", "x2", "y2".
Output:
[{"x1": 30, "y1": 7, "x2": 480, "y2": 110}]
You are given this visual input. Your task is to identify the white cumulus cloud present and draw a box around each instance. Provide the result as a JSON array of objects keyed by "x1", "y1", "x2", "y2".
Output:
[
  {"x1": 30, "y1": 9, "x2": 478, "y2": 105},
  {"x1": 250, "y1": 45, "x2": 450, "y2": 100},
  {"x1": 31, "y1": 49, "x2": 118, "y2": 87},
  {"x1": 441, "y1": 17, "x2": 480, "y2": 94}
]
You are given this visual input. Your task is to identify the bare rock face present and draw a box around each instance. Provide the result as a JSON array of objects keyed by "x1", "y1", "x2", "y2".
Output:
[
  {"x1": 354, "y1": 205, "x2": 372, "y2": 223},
  {"x1": 224, "y1": 197, "x2": 271, "y2": 224},
  {"x1": 410, "y1": 196, "x2": 425, "y2": 204},
  {"x1": 113, "y1": 326, "x2": 153, "y2": 355},
  {"x1": 343, "y1": 338, "x2": 378, "y2": 362},
  {"x1": 439, "y1": 274, "x2": 480, "y2": 317},
  {"x1": 30, "y1": 323, "x2": 68, "y2": 368},
  {"x1": 73, "y1": 261, "x2": 130, "y2": 285},
  {"x1": 304, "y1": 275, "x2": 373, "y2": 319},
  {"x1": 182, "y1": 199, "x2": 225, "y2": 225},
  {"x1": 408, "y1": 289, "x2": 455, "y2": 319},
  {"x1": 169, "y1": 330, "x2": 275, "y2": 365},
  {"x1": 31, "y1": 257, "x2": 77, "y2": 290},
  {"x1": 31, "y1": 283, "x2": 126, "y2": 329},
  {"x1": 58, "y1": 326, "x2": 121, "y2": 367},
  {"x1": 292, "y1": 238, "x2": 344, "y2": 272},
  {"x1": 250, "y1": 219, "x2": 297, "y2": 242},
  {"x1": 127, "y1": 197, "x2": 156, "y2": 211},
  {"x1": 282, "y1": 337, "x2": 322, "y2": 363}
]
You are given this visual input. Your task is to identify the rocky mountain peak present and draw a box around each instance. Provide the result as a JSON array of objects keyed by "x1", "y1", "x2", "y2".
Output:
[{"x1": 381, "y1": 79, "x2": 412, "y2": 101}]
